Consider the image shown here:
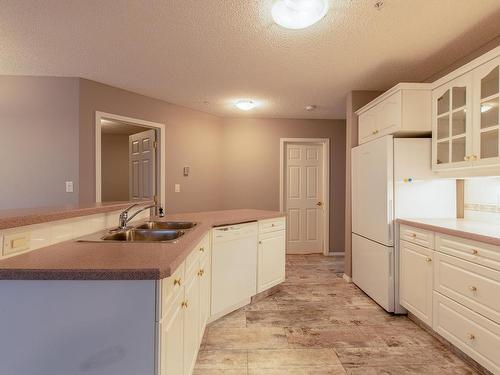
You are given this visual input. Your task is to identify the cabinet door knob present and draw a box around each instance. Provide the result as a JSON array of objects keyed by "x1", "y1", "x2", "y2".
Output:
[
  {"x1": 198, "y1": 269, "x2": 204, "y2": 277},
  {"x1": 469, "y1": 286, "x2": 477, "y2": 292},
  {"x1": 174, "y1": 278, "x2": 181, "y2": 286},
  {"x1": 411, "y1": 233, "x2": 417, "y2": 238},
  {"x1": 468, "y1": 333, "x2": 475, "y2": 340},
  {"x1": 181, "y1": 300, "x2": 188, "y2": 309},
  {"x1": 258, "y1": 240, "x2": 262, "y2": 244},
  {"x1": 199, "y1": 247, "x2": 205, "y2": 253},
  {"x1": 471, "y1": 249, "x2": 478, "y2": 255},
  {"x1": 425, "y1": 257, "x2": 432, "y2": 263},
  {"x1": 316, "y1": 201, "x2": 323, "y2": 207}
]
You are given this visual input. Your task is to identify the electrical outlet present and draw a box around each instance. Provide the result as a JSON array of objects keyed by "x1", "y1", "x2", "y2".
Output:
[
  {"x1": 175, "y1": 184, "x2": 181, "y2": 193},
  {"x1": 66, "y1": 181, "x2": 74, "y2": 193}
]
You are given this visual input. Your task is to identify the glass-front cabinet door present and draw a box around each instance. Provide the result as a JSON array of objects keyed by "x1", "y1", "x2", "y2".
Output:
[
  {"x1": 473, "y1": 56, "x2": 500, "y2": 166},
  {"x1": 432, "y1": 74, "x2": 473, "y2": 170}
]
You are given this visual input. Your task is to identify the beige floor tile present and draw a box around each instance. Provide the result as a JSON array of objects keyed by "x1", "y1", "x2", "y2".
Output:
[
  {"x1": 209, "y1": 309, "x2": 248, "y2": 328},
  {"x1": 193, "y1": 369, "x2": 248, "y2": 375},
  {"x1": 248, "y1": 366, "x2": 347, "y2": 375},
  {"x1": 345, "y1": 364, "x2": 478, "y2": 375},
  {"x1": 205, "y1": 327, "x2": 288, "y2": 350},
  {"x1": 195, "y1": 349, "x2": 248, "y2": 369},
  {"x1": 335, "y1": 346, "x2": 471, "y2": 368},
  {"x1": 247, "y1": 348, "x2": 341, "y2": 368}
]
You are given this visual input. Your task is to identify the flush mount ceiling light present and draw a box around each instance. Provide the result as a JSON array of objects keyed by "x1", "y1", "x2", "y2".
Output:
[
  {"x1": 272, "y1": 0, "x2": 329, "y2": 30},
  {"x1": 235, "y1": 99, "x2": 258, "y2": 111}
]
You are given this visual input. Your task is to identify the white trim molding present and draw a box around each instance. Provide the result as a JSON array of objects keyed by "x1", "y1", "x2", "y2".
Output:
[
  {"x1": 279, "y1": 138, "x2": 330, "y2": 256},
  {"x1": 95, "y1": 111, "x2": 166, "y2": 208}
]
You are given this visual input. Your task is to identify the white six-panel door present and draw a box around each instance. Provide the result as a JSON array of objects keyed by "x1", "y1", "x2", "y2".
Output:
[
  {"x1": 285, "y1": 143, "x2": 324, "y2": 254},
  {"x1": 129, "y1": 129, "x2": 156, "y2": 200}
]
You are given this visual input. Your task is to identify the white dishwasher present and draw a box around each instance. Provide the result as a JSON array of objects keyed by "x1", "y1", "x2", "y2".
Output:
[{"x1": 211, "y1": 221, "x2": 258, "y2": 318}]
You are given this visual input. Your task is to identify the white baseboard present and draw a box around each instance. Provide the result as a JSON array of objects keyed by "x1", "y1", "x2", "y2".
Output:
[{"x1": 342, "y1": 274, "x2": 352, "y2": 283}]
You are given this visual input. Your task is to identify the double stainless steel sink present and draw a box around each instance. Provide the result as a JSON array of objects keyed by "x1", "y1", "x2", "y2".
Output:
[{"x1": 77, "y1": 221, "x2": 197, "y2": 243}]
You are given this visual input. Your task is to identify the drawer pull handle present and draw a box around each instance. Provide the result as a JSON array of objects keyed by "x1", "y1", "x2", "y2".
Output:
[
  {"x1": 174, "y1": 278, "x2": 181, "y2": 286},
  {"x1": 471, "y1": 249, "x2": 478, "y2": 255},
  {"x1": 469, "y1": 286, "x2": 477, "y2": 292},
  {"x1": 468, "y1": 333, "x2": 475, "y2": 341},
  {"x1": 181, "y1": 300, "x2": 188, "y2": 309},
  {"x1": 198, "y1": 269, "x2": 205, "y2": 277},
  {"x1": 425, "y1": 257, "x2": 432, "y2": 263}
]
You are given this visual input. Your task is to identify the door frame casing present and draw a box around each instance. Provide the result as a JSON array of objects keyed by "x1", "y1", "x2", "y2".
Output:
[
  {"x1": 95, "y1": 111, "x2": 166, "y2": 207},
  {"x1": 279, "y1": 138, "x2": 330, "y2": 255}
]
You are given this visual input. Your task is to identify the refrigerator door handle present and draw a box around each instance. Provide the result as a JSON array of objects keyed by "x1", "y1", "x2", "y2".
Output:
[{"x1": 388, "y1": 199, "x2": 393, "y2": 242}]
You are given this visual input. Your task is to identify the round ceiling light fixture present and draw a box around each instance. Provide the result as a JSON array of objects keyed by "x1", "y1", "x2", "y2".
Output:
[
  {"x1": 234, "y1": 99, "x2": 258, "y2": 111},
  {"x1": 272, "y1": 0, "x2": 329, "y2": 30}
]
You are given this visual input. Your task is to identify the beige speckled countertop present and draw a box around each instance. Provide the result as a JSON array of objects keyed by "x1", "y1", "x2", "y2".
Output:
[
  {"x1": 0, "y1": 209, "x2": 284, "y2": 280},
  {"x1": 397, "y1": 218, "x2": 500, "y2": 246}
]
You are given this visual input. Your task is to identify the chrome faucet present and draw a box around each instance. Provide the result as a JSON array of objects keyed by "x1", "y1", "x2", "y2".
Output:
[{"x1": 118, "y1": 203, "x2": 165, "y2": 230}]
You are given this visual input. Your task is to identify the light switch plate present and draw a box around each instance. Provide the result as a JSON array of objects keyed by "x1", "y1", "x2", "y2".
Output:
[
  {"x1": 174, "y1": 184, "x2": 181, "y2": 193},
  {"x1": 66, "y1": 181, "x2": 74, "y2": 193}
]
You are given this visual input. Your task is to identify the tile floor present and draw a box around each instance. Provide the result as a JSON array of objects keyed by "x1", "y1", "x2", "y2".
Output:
[{"x1": 194, "y1": 254, "x2": 479, "y2": 374}]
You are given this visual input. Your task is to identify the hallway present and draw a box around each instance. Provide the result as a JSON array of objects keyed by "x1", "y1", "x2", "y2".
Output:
[{"x1": 194, "y1": 254, "x2": 479, "y2": 374}]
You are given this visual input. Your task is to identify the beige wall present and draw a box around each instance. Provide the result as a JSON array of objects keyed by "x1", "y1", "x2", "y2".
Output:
[
  {"x1": 101, "y1": 134, "x2": 129, "y2": 202},
  {"x1": 79, "y1": 79, "x2": 225, "y2": 213},
  {"x1": 0, "y1": 76, "x2": 80, "y2": 209},
  {"x1": 221, "y1": 118, "x2": 346, "y2": 254},
  {"x1": 344, "y1": 91, "x2": 383, "y2": 277}
]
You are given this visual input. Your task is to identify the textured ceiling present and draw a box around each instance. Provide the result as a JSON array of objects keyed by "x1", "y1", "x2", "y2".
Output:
[{"x1": 1, "y1": 0, "x2": 500, "y2": 119}]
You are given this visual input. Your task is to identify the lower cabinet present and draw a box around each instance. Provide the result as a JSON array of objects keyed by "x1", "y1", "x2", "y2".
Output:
[
  {"x1": 159, "y1": 233, "x2": 211, "y2": 375},
  {"x1": 159, "y1": 289, "x2": 184, "y2": 375},
  {"x1": 399, "y1": 226, "x2": 500, "y2": 375},
  {"x1": 399, "y1": 240, "x2": 433, "y2": 326},
  {"x1": 199, "y1": 252, "x2": 211, "y2": 333},
  {"x1": 183, "y1": 266, "x2": 200, "y2": 375},
  {"x1": 257, "y1": 229, "x2": 286, "y2": 292}
]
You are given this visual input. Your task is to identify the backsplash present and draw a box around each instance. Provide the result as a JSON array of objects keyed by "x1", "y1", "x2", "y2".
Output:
[
  {"x1": 0, "y1": 209, "x2": 150, "y2": 259},
  {"x1": 464, "y1": 176, "x2": 500, "y2": 223}
]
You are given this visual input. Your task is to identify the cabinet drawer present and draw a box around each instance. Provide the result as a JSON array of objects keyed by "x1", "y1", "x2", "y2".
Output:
[
  {"x1": 259, "y1": 217, "x2": 286, "y2": 234},
  {"x1": 436, "y1": 234, "x2": 500, "y2": 272},
  {"x1": 400, "y1": 225, "x2": 435, "y2": 249},
  {"x1": 186, "y1": 233, "x2": 210, "y2": 277},
  {"x1": 434, "y1": 252, "x2": 500, "y2": 324},
  {"x1": 197, "y1": 232, "x2": 211, "y2": 262},
  {"x1": 433, "y1": 292, "x2": 500, "y2": 374},
  {"x1": 160, "y1": 261, "x2": 185, "y2": 320}
]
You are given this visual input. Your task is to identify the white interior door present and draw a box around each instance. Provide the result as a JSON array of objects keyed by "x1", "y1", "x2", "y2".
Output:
[
  {"x1": 351, "y1": 135, "x2": 394, "y2": 246},
  {"x1": 129, "y1": 129, "x2": 156, "y2": 200},
  {"x1": 285, "y1": 143, "x2": 324, "y2": 254}
]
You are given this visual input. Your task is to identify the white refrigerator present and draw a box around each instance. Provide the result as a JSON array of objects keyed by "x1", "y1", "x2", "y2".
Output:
[{"x1": 351, "y1": 135, "x2": 456, "y2": 313}]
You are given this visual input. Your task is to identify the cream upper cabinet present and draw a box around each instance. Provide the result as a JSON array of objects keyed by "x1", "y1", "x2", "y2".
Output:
[
  {"x1": 432, "y1": 54, "x2": 500, "y2": 172},
  {"x1": 472, "y1": 56, "x2": 500, "y2": 167},
  {"x1": 357, "y1": 85, "x2": 431, "y2": 145},
  {"x1": 432, "y1": 73, "x2": 473, "y2": 170}
]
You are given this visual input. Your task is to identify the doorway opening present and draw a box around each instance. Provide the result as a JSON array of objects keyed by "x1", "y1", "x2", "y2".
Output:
[
  {"x1": 279, "y1": 138, "x2": 330, "y2": 255},
  {"x1": 95, "y1": 112, "x2": 166, "y2": 207}
]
